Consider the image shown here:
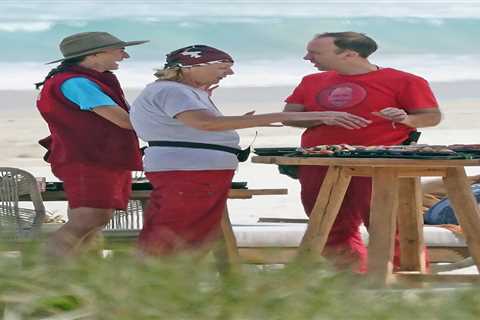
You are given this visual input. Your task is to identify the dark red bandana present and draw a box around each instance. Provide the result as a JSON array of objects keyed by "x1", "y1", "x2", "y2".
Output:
[{"x1": 164, "y1": 45, "x2": 233, "y2": 68}]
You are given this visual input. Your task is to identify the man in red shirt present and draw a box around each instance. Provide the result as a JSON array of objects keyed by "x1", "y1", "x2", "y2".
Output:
[{"x1": 283, "y1": 32, "x2": 441, "y2": 272}]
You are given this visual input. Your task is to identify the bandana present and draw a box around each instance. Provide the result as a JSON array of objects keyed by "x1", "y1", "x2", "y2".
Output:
[{"x1": 164, "y1": 45, "x2": 234, "y2": 69}]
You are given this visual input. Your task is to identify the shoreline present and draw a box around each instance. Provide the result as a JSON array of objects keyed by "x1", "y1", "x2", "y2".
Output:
[{"x1": 3, "y1": 79, "x2": 480, "y2": 110}]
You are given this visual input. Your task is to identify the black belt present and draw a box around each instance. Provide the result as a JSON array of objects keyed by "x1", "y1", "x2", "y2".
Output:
[{"x1": 147, "y1": 141, "x2": 250, "y2": 162}]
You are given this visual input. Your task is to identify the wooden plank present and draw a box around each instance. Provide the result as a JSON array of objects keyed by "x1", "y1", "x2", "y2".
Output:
[
  {"x1": 238, "y1": 247, "x2": 297, "y2": 264},
  {"x1": 443, "y1": 167, "x2": 480, "y2": 273},
  {"x1": 428, "y1": 247, "x2": 470, "y2": 263},
  {"x1": 397, "y1": 177, "x2": 426, "y2": 272},
  {"x1": 258, "y1": 217, "x2": 309, "y2": 223},
  {"x1": 342, "y1": 167, "x2": 447, "y2": 178},
  {"x1": 297, "y1": 167, "x2": 352, "y2": 260},
  {"x1": 252, "y1": 156, "x2": 480, "y2": 168},
  {"x1": 237, "y1": 247, "x2": 469, "y2": 265},
  {"x1": 220, "y1": 206, "x2": 241, "y2": 265},
  {"x1": 229, "y1": 188, "x2": 288, "y2": 197},
  {"x1": 396, "y1": 168, "x2": 447, "y2": 177},
  {"x1": 394, "y1": 273, "x2": 480, "y2": 283},
  {"x1": 20, "y1": 188, "x2": 288, "y2": 202},
  {"x1": 367, "y1": 168, "x2": 399, "y2": 285},
  {"x1": 212, "y1": 206, "x2": 241, "y2": 274}
]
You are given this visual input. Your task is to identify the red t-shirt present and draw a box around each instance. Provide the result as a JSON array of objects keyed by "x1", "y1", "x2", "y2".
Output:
[{"x1": 285, "y1": 68, "x2": 439, "y2": 147}]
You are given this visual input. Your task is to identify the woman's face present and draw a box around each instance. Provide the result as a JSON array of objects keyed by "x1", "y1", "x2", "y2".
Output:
[{"x1": 184, "y1": 62, "x2": 234, "y2": 87}]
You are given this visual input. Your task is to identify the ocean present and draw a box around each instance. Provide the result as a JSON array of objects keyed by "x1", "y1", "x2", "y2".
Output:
[{"x1": 2, "y1": 0, "x2": 480, "y2": 89}]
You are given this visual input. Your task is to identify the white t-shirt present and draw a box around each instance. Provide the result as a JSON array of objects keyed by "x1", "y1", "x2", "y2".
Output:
[{"x1": 130, "y1": 81, "x2": 240, "y2": 172}]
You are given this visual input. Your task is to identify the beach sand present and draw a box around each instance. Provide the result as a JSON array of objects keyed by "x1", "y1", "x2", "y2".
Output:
[{"x1": 1, "y1": 81, "x2": 480, "y2": 222}]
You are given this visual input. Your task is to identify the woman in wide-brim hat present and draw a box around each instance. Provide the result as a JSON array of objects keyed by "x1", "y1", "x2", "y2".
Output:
[
  {"x1": 130, "y1": 44, "x2": 369, "y2": 256},
  {"x1": 36, "y1": 31, "x2": 148, "y2": 258}
]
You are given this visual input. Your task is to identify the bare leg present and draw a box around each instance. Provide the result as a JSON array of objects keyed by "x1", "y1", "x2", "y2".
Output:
[
  {"x1": 76, "y1": 230, "x2": 105, "y2": 256},
  {"x1": 46, "y1": 207, "x2": 113, "y2": 258},
  {"x1": 421, "y1": 174, "x2": 480, "y2": 196}
]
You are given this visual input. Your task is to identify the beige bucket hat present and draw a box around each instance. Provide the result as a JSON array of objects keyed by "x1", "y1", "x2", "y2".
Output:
[{"x1": 47, "y1": 31, "x2": 149, "y2": 64}]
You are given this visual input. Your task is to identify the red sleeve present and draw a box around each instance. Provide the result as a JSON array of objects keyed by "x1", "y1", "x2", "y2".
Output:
[
  {"x1": 285, "y1": 78, "x2": 306, "y2": 105},
  {"x1": 398, "y1": 75, "x2": 439, "y2": 111}
]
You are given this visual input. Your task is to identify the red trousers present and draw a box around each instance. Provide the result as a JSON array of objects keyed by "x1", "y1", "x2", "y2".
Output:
[
  {"x1": 138, "y1": 170, "x2": 234, "y2": 256},
  {"x1": 298, "y1": 166, "x2": 428, "y2": 273}
]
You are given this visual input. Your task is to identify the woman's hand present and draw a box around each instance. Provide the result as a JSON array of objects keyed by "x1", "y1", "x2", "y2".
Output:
[
  {"x1": 305, "y1": 111, "x2": 372, "y2": 129},
  {"x1": 244, "y1": 110, "x2": 282, "y2": 127}
]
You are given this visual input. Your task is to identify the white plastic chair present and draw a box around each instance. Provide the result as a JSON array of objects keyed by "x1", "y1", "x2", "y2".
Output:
[{"x1": 0, "y1": 167, "x2": 46, "y2": 240}]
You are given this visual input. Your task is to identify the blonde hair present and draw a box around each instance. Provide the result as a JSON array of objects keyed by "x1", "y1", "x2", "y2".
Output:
[{"x1": 153, "y1": 67, "x2": 184, "y2": 82}]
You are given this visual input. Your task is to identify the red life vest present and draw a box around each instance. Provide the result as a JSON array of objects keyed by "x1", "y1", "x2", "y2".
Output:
[{"x1": 37, "y1": 65, "x2": 142, "y2": 170}]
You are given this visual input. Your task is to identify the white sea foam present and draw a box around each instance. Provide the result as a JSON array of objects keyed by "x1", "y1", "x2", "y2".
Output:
[
  {"x1": 3, "y1": 1, "x2": 480, "y2": 21},
  {"x1": 0, "y1": 21, "x2": 53, "y2": 32},
  {"x1": 4, "y1": 54, "x2": 480, "y2": 90}
]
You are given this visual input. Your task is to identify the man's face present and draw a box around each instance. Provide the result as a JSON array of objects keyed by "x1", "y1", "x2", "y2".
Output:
[
  {"x1": 303, "y1": 37, "x2": 345, "y2": 71},
  {"x1": 91, "y1": 47, "x2": 129, "y2": 71},
  {"x1": 189, "y1": 62, "x2": 234, "y2": 86}
]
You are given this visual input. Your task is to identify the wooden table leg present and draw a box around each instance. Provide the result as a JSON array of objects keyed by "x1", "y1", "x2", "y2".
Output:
[
  {"x1": 213, "y1": 206, "x2": 241, "y2": 273},
  {"x1": 220, "y1": 206, "x2": 240, "y2": 264},
  {"x1": 443, "y1": 167, "x2": 480, "y2": 273},
  {"x1": 397, "y1": 177, "x2": 426, "y2": 272},
  {"x1": 298, "y1": 166, "x2": 351, "y2": 260},
  {"x1": 368, "y1": 168, "x2": 399, "y2": 285}
]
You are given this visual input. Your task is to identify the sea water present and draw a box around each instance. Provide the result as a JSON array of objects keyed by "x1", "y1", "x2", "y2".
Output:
[{"x1": 1, "y1": 0, "x2": 480, "y2": 89}]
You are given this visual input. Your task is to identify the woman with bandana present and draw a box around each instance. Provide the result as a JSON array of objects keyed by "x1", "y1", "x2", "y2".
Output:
[{"x1": 130, "y1": 45, "x2": 370, "y2": 255}]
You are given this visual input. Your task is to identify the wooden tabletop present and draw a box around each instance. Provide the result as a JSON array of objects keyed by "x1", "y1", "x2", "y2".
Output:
[{"x1": 252, "y1": 156, "x2": 480, "y2": 168}]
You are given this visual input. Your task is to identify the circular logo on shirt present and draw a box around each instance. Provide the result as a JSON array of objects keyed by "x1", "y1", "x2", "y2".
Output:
[{"x1": 316, "y1": 82, "x2": 367, "y2": 110}]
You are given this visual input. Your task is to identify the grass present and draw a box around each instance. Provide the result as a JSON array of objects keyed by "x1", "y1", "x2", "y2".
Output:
[{"x1": 1, "y1": 244, "x2": 480, "y2": 319}]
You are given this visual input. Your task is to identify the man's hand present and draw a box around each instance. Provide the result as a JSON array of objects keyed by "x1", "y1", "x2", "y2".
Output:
[
  {"x1": 372, "y1": 107, "x2": 441, "y2": 128},
  {"x1": 372, "y1": 107, "x2": 408, "y2": 123}
]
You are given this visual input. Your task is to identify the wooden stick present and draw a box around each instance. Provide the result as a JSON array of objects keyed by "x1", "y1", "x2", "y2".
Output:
[
  {"x1": 213, "y1": 206, "x2": 241, "y2": 274},
  {"x1": 367, "y1": 168, "x2": 399, "y2": 285},
  {"x1": 394, "y1": 273, "x2": 480, "y2": 283},
  {"x1": 397, "y1": 177, "x2": 426, "y2": 272},
  {"x1": 443, "y1": 167, "x2": 480, "y2": 273},
  {"x1": 297, "y1": 166, "x2": 351, "y2": 260}
]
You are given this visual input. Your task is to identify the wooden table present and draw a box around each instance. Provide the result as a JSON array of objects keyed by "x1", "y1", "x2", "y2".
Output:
[{"x1": 252, "y1": 156, "x2": 480, "y2": 285}]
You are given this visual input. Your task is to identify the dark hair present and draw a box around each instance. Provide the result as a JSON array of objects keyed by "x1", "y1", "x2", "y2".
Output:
[
  {"x1": 316, "y1": 32, "x2": 377, "y2": 58},
  {"x1": 35, "y1": 55, "x2": 87, "y2": 89}
]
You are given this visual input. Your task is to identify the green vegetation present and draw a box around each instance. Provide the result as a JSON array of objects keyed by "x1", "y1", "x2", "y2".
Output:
[{"x1": 1, "y1": 245, "x2": 480, "y2": 319}]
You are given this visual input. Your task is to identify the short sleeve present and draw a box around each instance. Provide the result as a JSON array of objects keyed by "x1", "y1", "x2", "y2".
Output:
[
  {"x1": 285, "y1": 78, "x2": 307, "y2": 105},
  {"x1": 153, "y1": 86, "x2": 209, "y2": 118},
  {"x1": 397, "y1": 76, "x2": 439, "y2": 111},
  {"x1": 61, "y1": 77, "x2": 117, "y2": 110}
]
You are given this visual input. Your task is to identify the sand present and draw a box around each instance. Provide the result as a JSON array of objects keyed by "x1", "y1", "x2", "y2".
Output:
[{"x1": 1, "y1": 81, "x2": 480, "y2": 222}]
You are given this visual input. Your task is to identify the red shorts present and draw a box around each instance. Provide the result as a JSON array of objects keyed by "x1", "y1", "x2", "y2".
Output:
[
  {"x1": 138, "y1": 170, "x2": 235, "y2": 255},
  {"x1": 52, "y1": 163, "x2": 132, "y2": 210}
]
